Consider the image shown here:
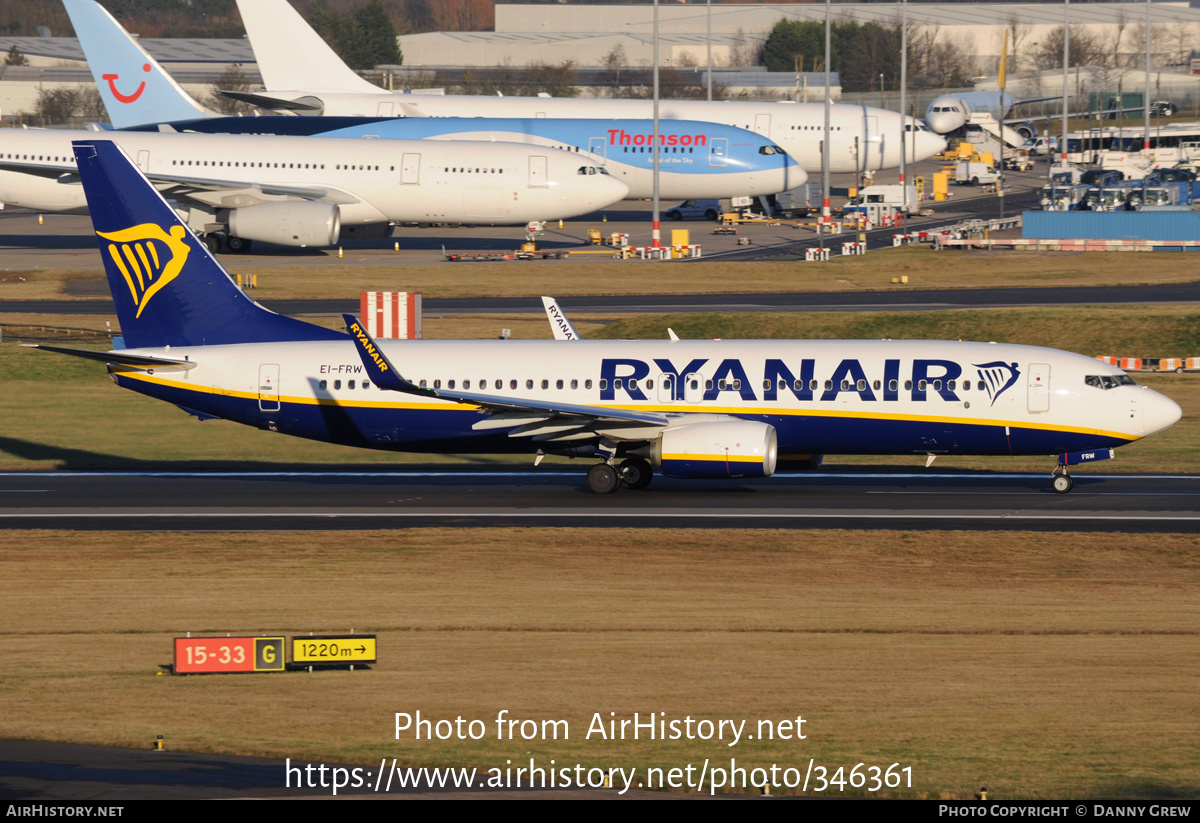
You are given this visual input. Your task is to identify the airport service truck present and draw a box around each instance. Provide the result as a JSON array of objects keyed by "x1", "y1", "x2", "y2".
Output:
[
  {"x1": 954, "y1": 161, "x2": 999, "y2": 186},
  {"x1": 772, "y1": 182, "x2": 824, "y2": 217},
  {"x1": 839, "y1": 184, "x2": 920, "y2": 217}
]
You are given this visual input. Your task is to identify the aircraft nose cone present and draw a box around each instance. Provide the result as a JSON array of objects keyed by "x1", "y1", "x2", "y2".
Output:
[
  {"x1": 914, "y1": 129, "x2": 948, "y2": 161},
  {"x1": 590, "y1": 174, "x2": 629, "y2": 210},
  {"x1": 784, "y1": 161, "x2": 808, "y2": 191},
  {"x1": 926, "y1": 113, "x2": 962, "y2": 136},
  {"x1": 1142, "y1": 388, "x2": 1182, "y2": 436}
]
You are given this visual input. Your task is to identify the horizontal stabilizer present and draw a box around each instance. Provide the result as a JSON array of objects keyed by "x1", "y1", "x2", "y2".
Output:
[
  {"x1": 23, "y1": 343, "x2": 196, "y2": 370},
  {"x1": 218, "y1": 90, "x2": 325, "y2": 112}
]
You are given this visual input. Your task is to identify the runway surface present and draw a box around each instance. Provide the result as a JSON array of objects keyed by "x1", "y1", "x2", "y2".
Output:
[
  {"x1": 7, "y1": 282, "x2": 1200, "y2": 318},
  {"x1": 0, "y1": 739, "x2": 669, "y2": 800},
  {"x1": 2, "y1": 470, "x2": 1197, "y2": 532}
]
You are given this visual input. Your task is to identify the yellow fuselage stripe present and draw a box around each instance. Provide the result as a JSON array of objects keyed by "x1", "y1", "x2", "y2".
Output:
[{"x1": 116, "y1": 371, "x2": 1140, "y2": 443}]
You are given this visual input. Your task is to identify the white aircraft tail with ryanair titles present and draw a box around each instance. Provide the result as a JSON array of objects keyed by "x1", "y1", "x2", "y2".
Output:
[{"x1": 31, "y1": 140, "x2": 1182, "y2": 494}]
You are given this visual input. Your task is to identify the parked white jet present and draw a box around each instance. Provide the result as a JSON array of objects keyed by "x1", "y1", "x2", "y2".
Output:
[
  {"x1": 0, "y1": 130, "x2": 626, "y2": 250},
  {"x1": 32, "y1": 140, "x2": 1182, "y2": 495}
]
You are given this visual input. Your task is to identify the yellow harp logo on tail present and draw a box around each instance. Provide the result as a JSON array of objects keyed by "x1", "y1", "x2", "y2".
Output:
[{"x1": 96, "y1": 223, "x2": 191, "y2": 318}]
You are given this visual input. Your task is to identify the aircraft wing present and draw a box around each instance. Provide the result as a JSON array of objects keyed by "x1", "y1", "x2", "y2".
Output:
[
  {"x1": 23, "y1": 344, "x2": 197, "y2": 371},
  {"x1": 0, "y1": 159, "x2": 76, "y2": 180},
  {"x1": 342, "y1": 315, "x2": 670, "y2": 442},
  {"x1": 0, "y1": 159, "x2": 361, "y2": 205},
  {"x1": 136, "y1": 173, "x2": 361, "y2": 205},
  {"x1": 1005, "y1": 104, "x2": 1146, "y2": 126},
  {"x1": 1012, "y1": 95, "x2": 1061, "y2": 108}
]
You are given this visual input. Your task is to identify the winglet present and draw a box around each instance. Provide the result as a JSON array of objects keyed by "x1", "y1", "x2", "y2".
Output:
[
  {"x1": 342, "y1": 314, "x2": 427, "y2": 394},
  {"x1": 541, "y1": 296, "x2": 579, "y2": 341}
]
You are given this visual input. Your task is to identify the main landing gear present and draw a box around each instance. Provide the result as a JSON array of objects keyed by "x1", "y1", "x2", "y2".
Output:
[
  {"x1": 586, "y1": 457, "x2": 654, "y2": 494},
  {"x1": 200, "y1": 233, "x2": 254, "y2": 254},
  {"x1": 1051, "y1": 464, "x2": 1074, "y2": 494}
]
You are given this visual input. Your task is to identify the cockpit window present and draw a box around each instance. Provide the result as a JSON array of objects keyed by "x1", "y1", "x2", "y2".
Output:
[
  {"x1": 759, "y1": 146, "x2": 781, "y2": 155},
  {"x1": 1085, "y1": 374, "x2": 1136, "y2": 390}
]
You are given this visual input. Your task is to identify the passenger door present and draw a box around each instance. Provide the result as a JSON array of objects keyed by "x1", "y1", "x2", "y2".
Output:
[
  {"x1": 588, "y1": 136, "x2": 607, "y2": 165},
  {"x1": 1027, "y1": 363, "x2": 1050, "y2": 413},
  {"x1": 258, "y1": 364, "x2": 280, "y2": 413},
  {"x1": 708, "y1": 138, "x2": 728, "y2": 167},
  {"x1": 529, "y1": 156, "x2": 548, "y2": 188},
  {"x1": 401, "y1": 153, "x2": 421, "y2": 185}
]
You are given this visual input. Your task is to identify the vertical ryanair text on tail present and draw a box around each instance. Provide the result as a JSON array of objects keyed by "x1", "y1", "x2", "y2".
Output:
[{"x1": 29, "y1": 141, "x2": 1181, "y2": 494}]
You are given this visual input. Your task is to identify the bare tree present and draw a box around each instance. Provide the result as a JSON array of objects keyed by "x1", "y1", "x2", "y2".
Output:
[
  {"x1": 599, "y1": 43, "x2": 628, "y2": 97},
  {"x1": 32, "y1": 87, "x2": 80, "y2": 125},
  {"x1": 729, "y1": 28, "x2": 756, "y2": 68},
  {"x1": 1031, "y1": 26, "x2": 1105, "y2": 72},
  {"x1": 1167, "y1": 22, "x2": 1198, "y2": 67},
  {"x1": 1004, "y1": 14, "x2": 1031, "y2": 75},
  {"x1": 79, "y1": 86, "x2": 107, "y2": 122},
  {"x1": 1129, "y1": 22, "x2": 1172, "y2": 71},
  {"x1": 1111, "y1": 9, "x2": 1130, "y2": 68}
]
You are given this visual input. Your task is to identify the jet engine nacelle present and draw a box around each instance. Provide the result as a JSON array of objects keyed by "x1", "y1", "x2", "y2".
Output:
[
  {"x1": 653, "y1": 419, "x2": 778, "y2": 479},
  {"x1": 228, "y1": 201, "x2": 341, "y2": 247},
  {"x1": 1015, "y1": 121, "x2": 1037, "y2": 141}
]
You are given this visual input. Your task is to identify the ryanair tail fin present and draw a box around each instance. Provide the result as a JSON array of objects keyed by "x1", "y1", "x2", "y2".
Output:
[
  {"x1": 64, "y1": 0, "x2": 214, "y2": 128},
  {"x1": 73, "y1": 140, "x2": 345, "y2": 349}
]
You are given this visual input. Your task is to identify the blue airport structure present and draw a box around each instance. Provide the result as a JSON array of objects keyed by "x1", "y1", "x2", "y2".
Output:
[{"x1": 1023, "y1": 211, "x2": 1200, "y2": 243}]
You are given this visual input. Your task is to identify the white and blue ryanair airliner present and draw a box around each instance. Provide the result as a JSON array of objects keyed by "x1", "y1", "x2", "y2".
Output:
[{"x1": 34, "y1": 141, "x2": 1182, "y2": 494}]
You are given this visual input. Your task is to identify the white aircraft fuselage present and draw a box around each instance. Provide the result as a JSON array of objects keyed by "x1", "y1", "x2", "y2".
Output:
[
  {"x1": 257, "y1": 94, "x2": 947, "y2": 175},
  {"x1": 112, "y1": 336, "x2": 1179, "y2": 466},
  {"x1": 0, "y1": 129, "x2": 627, "y2": 227},
  {"x1": 926, "y1": 92, "x2": 1015, "y2": 134}
]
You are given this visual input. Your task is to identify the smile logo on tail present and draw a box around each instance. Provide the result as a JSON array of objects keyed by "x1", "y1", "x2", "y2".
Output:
[
  {"x1": 96, "y1": 223, "x2": 191, "y2": 318},
  {"x1": 101, "y1": 63, "x2": 151, "y2": 104},
  {"x1": 974, "y1": 361, "x2": 1021, "y2": 406}
]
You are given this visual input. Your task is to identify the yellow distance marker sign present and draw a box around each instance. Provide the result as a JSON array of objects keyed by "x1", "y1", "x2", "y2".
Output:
[{"x1": 292, "y1": 635, "x2": 377, "y2": 665}]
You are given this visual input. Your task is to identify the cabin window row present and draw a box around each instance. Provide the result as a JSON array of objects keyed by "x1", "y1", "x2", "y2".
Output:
[
  {"x1": 314, "y1": 375, "x2": 997, "y2": 395},
  {"x1": 622, "y1": 146, "x2": 696, "y2": 154},
  {"x1": 416, "y1": 378, "x2": 594, "y2": 391},
  {"x1": 166, "y1": 160, "x2": 394, "y2": 171},
  {"x1": 5, "y1": 154, "x2": 75, "y2": 163}
]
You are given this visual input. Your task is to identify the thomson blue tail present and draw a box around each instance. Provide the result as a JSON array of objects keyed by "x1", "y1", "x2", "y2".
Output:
[{"x1": 72, "y1": 140, "x2": 344, "y2": 348}]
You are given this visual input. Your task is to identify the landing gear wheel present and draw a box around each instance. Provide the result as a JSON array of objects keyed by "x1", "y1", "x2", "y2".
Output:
[
  {"x1": 226, "y1": 236, "x2": 253, "y2": 253},
  {"x1": 618, "y1": 457, "x2": 653, "y2": 490},
  {"x1": 1052, "y1": 474, "x2": 1074, "y2": 494},
  {"x1": 202, "y1": 234, "x2": 222, "y2": 254},
  {"x1": 587, "y1": 463, "x2": 620, "y2": 494}
]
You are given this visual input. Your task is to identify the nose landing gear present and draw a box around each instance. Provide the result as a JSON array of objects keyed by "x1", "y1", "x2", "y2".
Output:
[{"x1": 1051, "y1": 463, "x2": 1074, "y2": 494}]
